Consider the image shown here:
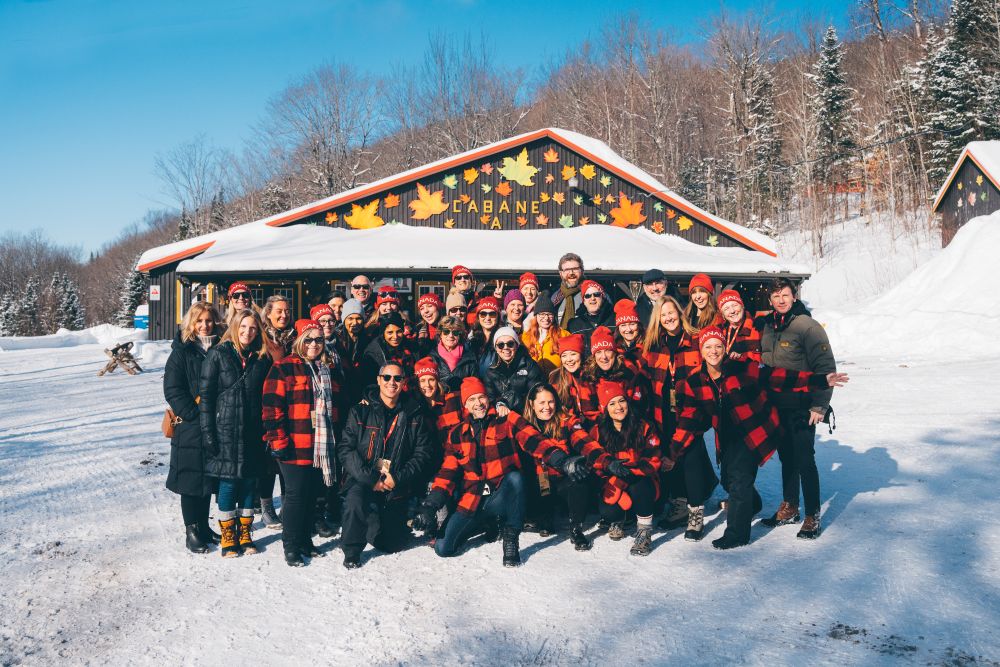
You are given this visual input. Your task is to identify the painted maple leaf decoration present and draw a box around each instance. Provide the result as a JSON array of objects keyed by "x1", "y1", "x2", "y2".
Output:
[
  {"x1": 609, "y1": 192, "x2": 646, "y2": 228},
  {"x1": 345, "y1": 199, "x2": 385, "y2": 229},
  {"x1": 579, "y1": 164, "x2": 596, "y2": 180},
  {"x1": 600, "y1": 175, "x2": 612, "y2": 187},
  {"x1": 552, "y1": 192, "x2": 565, "y2": 205},
  {"x1": 543, "y1": 147, "x2": 559, "y2": 163},
  {"x1": 517, "y1": 215, "x2": 528, "y2": 227},
  {"x1": 459, "y1": 194, "x2": 471, "y2": 204},
  {"x1": 540, "y1": 192, "x2": 551, "y2": 203},
  {"x1": 498, "y1": 148, "x2": 538, "y2": 186},
  {"x1": 383, "y1": 193, "x2": 400, "y2": 208},
  {"x1": 325, "y1": 211, "x2": 338, "y2": 223},
  {"x1": 578, "y1": 216, "x2": 590, "y2": 226},
  {"x1": 442, "y1": 174, "x2": 458, "y2": 190},
  {"x1": 463, "y1": 168, "x2": 479, "y2": 185},
  {"x1": 444, "y1": 218, "x2": 455, "y2": 228},
  {"x1": 707, "y1": 235, "x2": 719, "y2": 247},
  {"x1": 597, "y1": 213, "x2": 608, "y2": 223},
  {"x1": 561, "y1": 165, "x2": 576, "y2": 181},
  {"x1": 409, "y1": 183, "x2": 449, "y2": 220},
  {"x1": 666, "y1": 208, "x2": 677, "y2": 219},
  {"x1": 481, "y1": 213, "x2": 491, "y2": 225},
  {"x1": 481, "y1": 163, "x2": 494, "y2": 175},
  {"x1": 651, "y1": 221, "x2": 665, "y2": 234},
  {"x1": 495, "y1": 181, "x2": 513, "y2": 197},
  {"x1": 676, "y1": 216, "x2": 693, "y2": 231},
  {"x1": 544, "y1": 173, "x2": 555, "y2": 184},
  {"x1": 558, "y1": 214, "x2": 574, "y2": 228},
  {"x1": 592, "y1": 194, "x2": 603, "y2": 206},
  {"x1": 536, "y1": 213, "x2": 549, "y2": 226}
]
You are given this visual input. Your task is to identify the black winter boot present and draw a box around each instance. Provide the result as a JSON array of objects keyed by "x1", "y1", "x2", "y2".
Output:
[
  {"x1": 711, "y1": 532, "x2": 750, "y2": 550},
  {"x1": 569, "y1": 523, "x2": 592, "y2": 551},
  {"x1": 284, "y1": 546, "x2": 305, "y2": 567},
  {"x1": 502, "y1": 527, "x2": 522, "y2": 567},
  {"x1": 198, "y1": 521, "x2": 221, "y2": 545},
  {"x1": 185, "y1": 524, "x2": 209, "y2": 554}
]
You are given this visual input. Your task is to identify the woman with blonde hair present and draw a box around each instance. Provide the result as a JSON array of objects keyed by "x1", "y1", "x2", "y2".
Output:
[
  {"x1": 521, "y1": 292, "x2": 565, "y2": 375},
  {"x1": 199, "y1": 308, "x2": 272, "y2": 558},
  {"x1": 164, "y1": 301, "x2": 222, "y2": 553},
  {"x1": 224, "y1": 282, "x2": 256, "y2": 325}
]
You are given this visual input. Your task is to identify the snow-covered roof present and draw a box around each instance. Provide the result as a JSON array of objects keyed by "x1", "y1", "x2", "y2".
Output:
[
  {"x1": 174, "y1": 223, "x2": 808, "y2": 277},
  {"x1": 138, "y1": 128, "x2": 778, "y2": 272},
  {"x1": 932, "y1": 140, "x2": 1000, "y2": 211}
]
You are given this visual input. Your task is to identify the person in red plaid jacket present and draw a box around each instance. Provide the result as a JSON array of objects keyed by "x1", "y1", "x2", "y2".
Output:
[
  {"x1": 589, "y1": 380, "x2": 663, "y2": 557},
  {"x1": 669, "y1": 327, "x2": 849, "y2": 550},
  {"x1": 410, "y1": 377, "x2": 588, "y2": 568},
  {"x1": 717, "y1": 290, "x2": 762, "y2": 363},
  {"x1": 579, "y1": 326, "x2": 653, "y2": 426}
]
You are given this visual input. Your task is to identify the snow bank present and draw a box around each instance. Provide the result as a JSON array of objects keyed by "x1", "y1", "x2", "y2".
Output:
[
  {"x1": 132, "y1": 340, "x2": 173, "y2": 367},
  {"x1": 0, "y1": 324, "x2": 146, "y2": 352},
  {"x1": 824, "y1": 211, "x2": 1000, "y2": 359}
]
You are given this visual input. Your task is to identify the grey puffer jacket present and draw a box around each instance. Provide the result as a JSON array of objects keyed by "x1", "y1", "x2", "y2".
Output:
[{"x1": 758, "y1": 302, "x2": 836, "y2": 413}]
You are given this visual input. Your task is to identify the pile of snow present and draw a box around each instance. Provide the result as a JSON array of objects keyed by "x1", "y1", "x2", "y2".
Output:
[
  {"x1": 132, "y1": 339, "x2": 173, "y2": 367},
  {"x1": 0, "y1": 324, "x2": 146, "y2": 352},
  {"x1": 823, "y1": 211, "x2": 1000, "y2": 360}
]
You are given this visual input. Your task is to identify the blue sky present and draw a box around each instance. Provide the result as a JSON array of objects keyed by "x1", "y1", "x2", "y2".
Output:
[{"x1": 0, "y1": 0, "x2": 849, "y2": 253}]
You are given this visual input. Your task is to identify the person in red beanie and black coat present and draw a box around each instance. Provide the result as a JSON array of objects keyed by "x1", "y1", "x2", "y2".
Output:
[
  {"x1": 567, "y1": 280, "x2": 615, "y2": 353},
  {"x1": 425, "y1": 315, "x2": 479, "y2": 392},
  {"x1": 410, "y1": 377, "x2": 587, "y2": 567},
  {"x1": 613, "y1": 299, "x2": 645, "y2": 368},
  {"x1": 415, "y1": 292, "x2": 444, "y2": 344},
  {"x1": 590, "y1": 380, "x2": 663, "y2": 556},
  {"x1": 224, "y1": 281, "x2": 256, "y2": 325},
  {"x1": 718, "y1": 290, "x2": 761, "y2": 363},
  {"x1": 519, "y1": 272, "x2": 540, "y2": 316},
  {"x1": 669, "y1": 326, "x2": 848, "y2": 550},
  {"x1": 263, "y1": 319, "x2": 342, "y2": 566},
  {"x1": 359, "y1": 311, "x2": 417, "y2": 389},
  {"x1": 450, "y1": 265, "x2": 479, "y2": 326},
  {"x1": 469, "y1": 296, "x2": 501, "y2": 375},
  {"x1": 579, "y1": 327, "x2": 653, "y2": 426}
]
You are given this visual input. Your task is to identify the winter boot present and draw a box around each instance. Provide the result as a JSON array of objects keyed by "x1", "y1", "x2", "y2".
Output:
[
  {"x1": 260, "y1": 498, "x2": 282, "y2": 529},
  {"x1": 569, "y1": 523, "x2": 592, "y2": 551},
  {"x1": 502, "y1": 527, "x2": 522, "y2": 567},
  {"x1": 658, "y1": 497, "x2": 689, "y2": 530},
  {"x1": 238, "y1": 513, "x2": 259, "y2": 555},
  {"x1": 314, "y1": 516, "x2": 336, "y2": 538},
  {"x1": 284, "y1": 546, "x2": 305, "y2": 567},
  {"x1": 607, "y1": 521, "x2": 626, "y2": 541},
  {"x1": 300, "y1": 540, "x2": 326, "y2": 558},
  {"x1": 198, "y1": 520, "x2": 221, "y2": 545},
  {"x1": 684, "y1": 505, "x2": 705, "y2": 541},
  {"x1": 761, "y1": 501, "x2": 800, "y2": 527},
  {"x1": 711, "y1": 532, "x2": 749, "y2": 550},
  {"x1": 630, "y1": 526, "x2": 653, "y2": 557},
  {"x1": 797, "y1": 515, "x2": 822, "y2": 540},
  {"x1": 185, "y1": 524, "x2": 209, "y2": 554},
  {"x1": 343, "y1": 553, "x2": 362, "y2": 569},
  {"x1": 218, "y1": 514, "x2": 240, "y2": 558}
]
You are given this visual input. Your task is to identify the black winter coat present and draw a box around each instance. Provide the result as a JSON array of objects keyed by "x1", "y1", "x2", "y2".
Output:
[
  {"x1": 336, "y1": 386, "x2": 435, "y2": 497},
  {"x1": 427, "y1": 343, "x2": 480, "y2": 393},
  {"x1": 199, "y1": 341, "x2": 272, "y2": 479},
  {"x1": 163, "y1": 332, "x2": 215, "y2": 497},
  {"x1": 484, "y1": 347, "x2": 545, "y2": 414},
  {"x1": 358, "y1": 336, "x2": 416, "y2": 388},
  {"x1": 567, "y1": 301, "x2": 616, "y2": 353}
]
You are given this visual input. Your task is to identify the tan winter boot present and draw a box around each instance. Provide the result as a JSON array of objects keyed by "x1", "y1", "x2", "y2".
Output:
[
  {"x1": 684, "y1": 505, "x2": 704, "y2": 541},
  {"x1": 761, "y1": 501, "x2": 800, "y2": 527},
  {"x1": 797, "y1": 515, "x2": 822, "y2": 540},
  {"x1": 219, "y1": 514, "x2": 239, "y2": 558},
  {"x1": 657, "y1": 497, "x2": 689, "y2": 529},
  {"x1": 238, "y1": 512, "x2": 259, "y2": 555}
]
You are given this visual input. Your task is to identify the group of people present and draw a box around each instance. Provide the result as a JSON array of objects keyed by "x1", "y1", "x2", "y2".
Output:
[{"x1": 162, "y1": 252, "x2": 848, "y2": 569}]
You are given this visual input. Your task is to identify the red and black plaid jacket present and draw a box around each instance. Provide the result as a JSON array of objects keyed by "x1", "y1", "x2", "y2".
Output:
[
  {"x1": 532, "y1": 414, "x2": 608, "y2": 479},
  {"x1": 579, "y1": 363, "x2": 653, "y2": 426},
  {"x1": 589, "y1": 418, "x2": 662, "y2": 498},
  {"x1": 432, "y1": 411, "x2": 566, "y2": 515},
  {"x1": 642, "y1": 333, "x2": 701, "y2": 436},
  {"x1": 262, "y1": 355, "x2": 342, "y2": 466},
  {"x1": 725, "y1": 317, "x2": 762, "y2": 363},
  {"x1": 670, "y1": 360, "x2": 828, "y2": 465},
  {"x1": 428, "y1": 391, "x2": 464, "y2": 454}
]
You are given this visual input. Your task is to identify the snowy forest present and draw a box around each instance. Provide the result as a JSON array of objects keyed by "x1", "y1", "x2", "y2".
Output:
[{"x1": 1, "y1": 0, "x2": 998, "y2": 336}]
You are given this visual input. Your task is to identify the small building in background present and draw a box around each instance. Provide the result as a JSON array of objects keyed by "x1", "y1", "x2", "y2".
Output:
[{"x1": 932, "y1": 141, "x2": 1000, "y2": 246}]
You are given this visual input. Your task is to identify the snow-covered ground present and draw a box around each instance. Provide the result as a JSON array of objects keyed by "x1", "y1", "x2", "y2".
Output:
[{"x1": 2, "y1": 215, "x2": 999, "y2": 665}]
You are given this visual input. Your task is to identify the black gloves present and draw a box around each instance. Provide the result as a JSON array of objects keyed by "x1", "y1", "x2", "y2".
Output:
[
  {"x1": 606, "y1": 459, "x2": 636, "y2": 482},
  {"x1": 561, "y1": 455, "x2": 590, "y2": 483},
  {"x1": 411, "y1": 504, "x2": 438, "y2": 534}
]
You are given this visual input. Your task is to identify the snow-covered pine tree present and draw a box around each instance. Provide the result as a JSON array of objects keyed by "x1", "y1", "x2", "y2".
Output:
[
  {"x1": 18, "y1": 277, "x2": 42, "y2": 336},
  {"x1": 59, "y1": 274, "x2": 86, "y2": 331},
  {"x1": 209, "y1": 188, "x2": 226, "y2": 232},
  {"x1": 175, "y1": 207, "x2": 193, "y2": 241},
  {"x1": 114, "y1": 258, "x2": 146, "y2": 328},
  {"x1": 0, "y1": 293, "x2": 17, "y2": 336},
  {"x1": 260, "y1": 181, "x2": 290, "y2": 217},
  {"x1": 809, "y1": 26, "x2": 859, "y2": 186},
  {"x1": 746, "y1": 64, "x2": 786, "y2": 234},
  {"x1": 41, "y1": 272, "x2": 67, "y2": 334}
]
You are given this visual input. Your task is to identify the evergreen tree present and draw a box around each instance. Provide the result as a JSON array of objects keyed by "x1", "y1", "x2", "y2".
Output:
[
  {"x1": 0, "y1": 293, "x2": 17, "y2": 337},
  {"x1": 678, "y1": 158, "x2": 710, "y2": 210},
  {"x1": 209, "y1": 188, "x2": 227, "y2": 232},
  {"x1": 59, "y1": 275, "x2": 86, "y2": 330},
  {"x1": 745, "y1": 65, "x2": 786, "y2": 233},
  {"x1": 114, "y1": 257, "x2": 146, "y2": 328},
  {"x1": 809, "y1": 26, "x2": 859, "y2": 185},
  {"x1": 175, "y1": 207, "x2": 193, "y2": 241},
  {"x1": 260, "y1": 181, "x2": 291, "y2": 217},
  {"x1": 18, "y1": 277, "x2": 41, "y2": 336},
  {"x1": 42, "y1": 272, "x2": 66, "y2": 333}
]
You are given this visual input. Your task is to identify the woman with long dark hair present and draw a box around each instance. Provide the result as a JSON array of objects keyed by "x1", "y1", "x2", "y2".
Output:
[
  {"x1": 682, "y1": 273, "x2": 723, "y2": 336},
  {"x1": 547, "y1": 333, "x2": 586, "y2": 423},
  {"x1": 579, "y1": 326, "x2": 653, "y2": 425}
]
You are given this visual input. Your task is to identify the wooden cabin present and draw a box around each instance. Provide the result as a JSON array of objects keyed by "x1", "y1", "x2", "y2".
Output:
[{"x1": 932, "y1": 141, "x2": 1000, "y2": 246}]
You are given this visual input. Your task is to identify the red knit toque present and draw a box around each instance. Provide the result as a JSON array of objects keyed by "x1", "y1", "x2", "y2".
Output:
[
  {"x1": 561, "y1": 333, "x2": 584, "y2": 355},
  {"x1": 519, "y1": 272, "x2": 538, "y2": 290},
  {"x1": 310, "y1": 304, "x2": 334, "y2": 321},
  {"x1": 597, "y1": 379, "x2": 627, "y2": 411},
  {"x1": 613, "y1": 299, "x2": 640, "y2": 326},
  {"x1": 699, "y1": 326, "x2": 726, "y2": 349},
  {"x1": 460, "y1": 376, "x2": 488, "y2": 406},
  {"x1": 476, "y1": 296, "x2": 500, "y2": 314},
  {"x1": 590, "y1": 326, "x2": 615, "y2": 353},
  {"x1": 452, "y1": 265, "x2": 474, "y2": 281},
  {"x1": 375, "y1": 286, "x2": 399, "y2": 308},
  {"x1": 295, "y1": 319, "x2": 321, "y2": 337},
  {"x1": 717, "y1": 289, "x2": 743, "y2": 310},
  {"x1": 414, "y1": 356, "x2": 439, "y2": 378},
  {"x1": 580, "y1": 280, "x2": 603, "y2": 297},
  {"x1": 228, "y1": 282, "x2": 250, "y2": 296},
  {"x1": 688, "y1": 273, "x2": 714, "y2": 295},
  {"x1": 418, "y1": 292, "x2": 443, "y2": 310}
]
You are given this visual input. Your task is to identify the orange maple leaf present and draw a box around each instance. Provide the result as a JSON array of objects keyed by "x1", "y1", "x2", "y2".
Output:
[
  {"x1": 517, "y1": 215, "x2": 528, "y2": 227},
  {"x1": 604, "y1": 194, "x2": 615, "y2": 204},
  {"x1": 409, "y1": 183, "x2": 449, "y2": 220},
  {"x1": 578, "y1": 216, "x2": 590, "y2": 226},
  {"x1": 480, "y1": 163, "x2": 494, "y2": 175},
  {"x1": 651, "y1": 221, "x2": 665, "y2": 234},
  {"x1": 325, "y1": 211, "x2": 338, "y2": 223},
  {"x1": 383, "y1": 193, "x2": 400, "y2": 209},
  {"x1": 540, "y1": 192, "x2": 551, "y2": 203},
  {"x1": 544, "y1": 173, "x2": 555, "y2": 184},
  {"x1": 552, "y1": 192, "x2": 566, "y2": 205},
  {"x1": 543, "y1": 147, "x2": 559, "y2": 163},
  {"x1": 344, "y1": 199, "x2": 385, "y2": 229},
  {"x1": 459, "y1": 193, "x2": 471, "y2": 204},
  {"x1": 609, "y1": 192, "x2": 646, "y2": 228},
  {"x1": 561, "y1": 165, "x2": 576, "y2": 181},
  {"x1": 536, "y1": 213, "x2": 549, "y2": 226},
  {"x1": 495, "y1": 181, "x2": 512, "y2": 197},
  {"x1": 480, "y1": 213, "x2": 491, "y2": 225},
  {"x1": 666, "y1": 208, "x2": 677, "y2": 219}
]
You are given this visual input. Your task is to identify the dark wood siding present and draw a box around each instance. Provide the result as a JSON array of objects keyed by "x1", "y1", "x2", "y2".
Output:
[
  {"x1": 148, "y1": 265, "x2": 184, "y2": 341},
  {"x1": 940, "y1": 158, "x2": 1000, "y2": 246}
]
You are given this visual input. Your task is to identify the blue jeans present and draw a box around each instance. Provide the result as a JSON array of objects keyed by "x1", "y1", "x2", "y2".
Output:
[
  {"x1": 217, "y1": 477, "x2": 256, "y2": 513},
  {"x1": 435, "y1": 471, "x2": 525, "y2": 557}
]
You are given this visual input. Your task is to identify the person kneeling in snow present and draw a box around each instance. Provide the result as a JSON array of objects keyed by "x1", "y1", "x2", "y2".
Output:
[
  {"x1": 410, "y1": 377, "x2": 586, "y2": 567},
  {"x1": 669, "y1": 327, "x2": 849, "y2": 550}
]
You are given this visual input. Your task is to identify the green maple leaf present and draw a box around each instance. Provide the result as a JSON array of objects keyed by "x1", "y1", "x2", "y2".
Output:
[
  {"x1": 497, "y1": 147, "x2": 539, "y2": 187},
  {"x1": 442, "y1": 174, "x2": 458, "y2": 189},
  {"x1": 653, "y1": 202, "x2": 664, "y2": 212},
  {"x1": 599, "y1": 175, "x2": 611, "y2": 187},
  {"x1": 481, "y1": 183, "x2": 492, "y2": 193},
  {"x1": 573, "y1": 195, "x2": 583, "y2": 205},
  {"x1": 597, "y1": 212, "x2": 608, "y2": 223},
  {"x1": 558, "y1": 214, "x2": 574, "y2": 228},
  {"x1": 707, "y1": 235, "x2": 719, "y2": 247}
]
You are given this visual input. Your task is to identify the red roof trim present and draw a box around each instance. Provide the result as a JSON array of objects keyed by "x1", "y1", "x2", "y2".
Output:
[{"x1": 138, "y1": 241, "x2": 215, "y2": 272}]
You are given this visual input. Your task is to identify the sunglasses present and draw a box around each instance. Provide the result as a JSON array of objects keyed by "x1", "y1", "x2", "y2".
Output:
[
  {"x1": 379, "y1": 374, "x2": 404, "y2": 383},
  {"x1": 584, "y1": 292, "x2": 603, "y2": 299},
  {"x1": 231, "y1": 292, "x2": 251, "y2": 300},
  {"x1": 439, "y1": 328, "x2": 460, "y2": 336},
  {"x1": 448, "y1": 306, "x2": 468, "y2": 313},
  {"x1": 495, "y1": 340, "x2": 518, "y2": 350},
  {"x1": 454, "y1": 274, "x2": 472, "y2": 281},
  {"x1": 303, "y1": 337, "x2": 324, "y2": 345},
  {"x1": 479, "y1": 311, "x2": 498, "y2": 318},
  {"x1": 352, "y1": 284, "x2": 370, "y2": 290}
]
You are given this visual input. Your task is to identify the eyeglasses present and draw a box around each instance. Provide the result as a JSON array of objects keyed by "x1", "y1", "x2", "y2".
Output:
[
  {"x1": 352, "y1": 284, "x2": 370, "y2": 290},
  {"x1": 495, "y1": 340, "x2": 518, "y2": 350},
  {"x1": 439, "y1": 328, "x2": 460, "y2": 337},
  {"x1": 560, "y1": 265, "x2": 582, "y2": 273},
  {"x1": 448, "y1": 307, "x2": 468, "y2": 314},
  {"x1": 479, "y1": 311, "x2": 498, "y2": 318},
  {"x1": 318, "y1": 318, "x2": 335, "y2": 326},
  {"x1": 584, "y1": 292, "x2": 602, "y2": 299},
  {"x1": 231, "y1": 292, "x2": 251, "y2": 301},
  {"x1": 303, "y1": 337, "x2": 324, "y2": 345},
  {"x1": 454, "y1": 274, "x2": 472, "y2": 281},
  {"x1": 379, "y1": 374, "x2": 404, "y2": 383}
]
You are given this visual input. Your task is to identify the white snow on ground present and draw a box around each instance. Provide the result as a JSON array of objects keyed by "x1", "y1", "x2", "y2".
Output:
[{"x1": 0, "y1": 324, "x2": 146, "y2": 352}]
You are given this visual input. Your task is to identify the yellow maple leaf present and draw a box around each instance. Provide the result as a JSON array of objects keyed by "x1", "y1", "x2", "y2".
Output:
[
  {"x1": 609, "y1": 192, "x2": 646, "y2": 228},
  {"x1": 444, "y1": 218, "x2": 455, "y2": 228},
  {"x1": 605, "y1": 194, "x2": 615, "y2": 204},
  {"x1": 676, "y1": 216, "x2": 693, "y2": 231},
  {"x1": 592, "y1": 194, "x2": 603, "y2": 206},
  {"x1": 463, "y1": 167, "x2": 479, "y2": 185},
  {"x1": 543, "y1": 147, "x2": 559, "y2": 163},
  {"x1": 536, "y1": 213, "x2": 549, "y2": 226},
  {"x1": 383, "y1": 193, "x2": 400, "y2": 208},
  {"x1": 497, "y1": 148, "x2": 538, "y2": 186},
  {"x1": 552, "y1": 192, "x2": 566, "y2": 205},
  {"x1": 344, "y1": 199, "x2": 384, "y2": 229},
  {"x1": 409, "y1": 183, "x2": 449, "y2": 220},
  {"x1": 540, "y1": 192, "x2": 551, "y2": 203},
  {"x1": 562, "y1": 165, "x2": 577, "y2": 181},
  {"x1": 579, "y1": 164, "x2": 596, "y2": 180}
]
